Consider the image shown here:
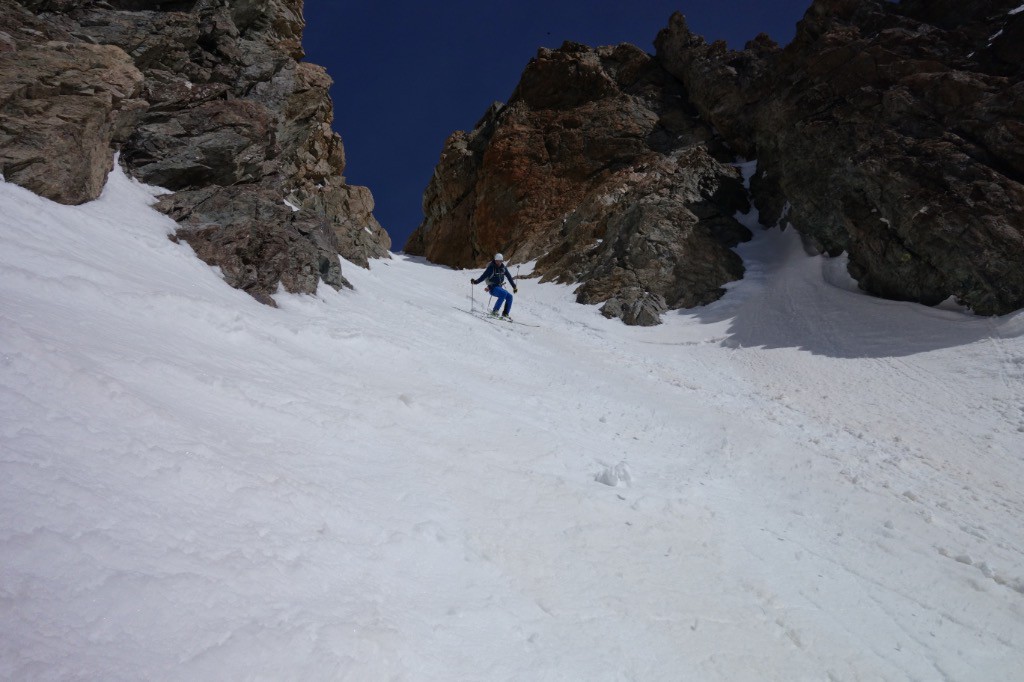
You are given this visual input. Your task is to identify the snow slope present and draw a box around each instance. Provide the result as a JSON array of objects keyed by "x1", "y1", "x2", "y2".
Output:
[{"x1": 2, "y1": 166, "x2": 1022, "y2": 681}]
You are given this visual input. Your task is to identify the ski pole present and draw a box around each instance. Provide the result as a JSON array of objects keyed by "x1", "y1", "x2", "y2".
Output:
[{"x1": 470, "y1": 279, "x2": 474, "y2": 312}]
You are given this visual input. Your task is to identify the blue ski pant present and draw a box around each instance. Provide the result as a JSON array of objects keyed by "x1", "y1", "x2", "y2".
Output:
[{"x1": 490, "y1": 286, "x2": 513, "y2": 314}]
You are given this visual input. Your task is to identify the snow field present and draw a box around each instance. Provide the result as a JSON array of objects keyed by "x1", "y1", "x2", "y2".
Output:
[{"x1": 2, "y1": 165, "x2": 1023, "y2": 680}]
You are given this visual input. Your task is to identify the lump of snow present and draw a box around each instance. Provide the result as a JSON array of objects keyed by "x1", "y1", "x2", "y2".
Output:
[{"x1": 595, "y1": 462, "x2": 632, "y2": 487}]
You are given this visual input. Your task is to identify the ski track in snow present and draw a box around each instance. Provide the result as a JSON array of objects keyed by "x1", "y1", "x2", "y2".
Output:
[{"x1": 1, "y1": 166, "x2": 1023, "y2": 680}]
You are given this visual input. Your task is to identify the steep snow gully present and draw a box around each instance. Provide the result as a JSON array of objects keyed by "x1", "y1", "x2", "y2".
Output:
[{"x1": 1, "y1": 165, "x2": 1022, "y2": 680}]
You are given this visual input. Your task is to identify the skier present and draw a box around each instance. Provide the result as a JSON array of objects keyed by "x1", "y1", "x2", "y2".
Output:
[{"x1": 471, "y1": 253, "x2": 518, "y2": 318}]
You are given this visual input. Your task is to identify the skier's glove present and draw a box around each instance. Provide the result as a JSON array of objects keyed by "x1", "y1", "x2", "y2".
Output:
[
  {"x1": 470, "y1": 278, "x2": 475, "y2": 283},
  {"x1": 513, "y1": 287, "x2": 518, "y2": 293}
]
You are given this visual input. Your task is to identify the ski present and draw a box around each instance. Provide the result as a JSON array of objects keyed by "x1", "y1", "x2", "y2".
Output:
[
  {"x1": 495, "y1": 315, "x2": 539, "y2": 327},
  {"x1": 455, "y1": 307, "x2": 540, "y2": 328}
]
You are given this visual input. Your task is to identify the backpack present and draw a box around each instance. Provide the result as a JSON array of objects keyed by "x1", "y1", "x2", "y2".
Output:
[{"x1": 486, "y1": 263, "x2": 507, "y2": 290}]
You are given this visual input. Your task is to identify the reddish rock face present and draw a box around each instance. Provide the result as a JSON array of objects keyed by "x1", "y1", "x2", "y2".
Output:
[{"x1": 408, "y1": 42, "x2": 751, "y2": 325}]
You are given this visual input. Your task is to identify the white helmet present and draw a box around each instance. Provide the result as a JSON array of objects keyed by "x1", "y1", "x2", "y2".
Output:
[{"x1": 494, "y1": 253, "x2": 504, "y2": 262}]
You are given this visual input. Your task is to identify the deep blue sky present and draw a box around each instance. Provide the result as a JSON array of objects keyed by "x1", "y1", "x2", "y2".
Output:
[{"x1": 302, "y1": 1, "x2": 811, "y2": 251}]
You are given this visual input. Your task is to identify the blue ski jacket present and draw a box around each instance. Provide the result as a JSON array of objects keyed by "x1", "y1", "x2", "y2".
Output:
[{"x1": 473, "y1": 261, "x2": 516, "y2": 291}]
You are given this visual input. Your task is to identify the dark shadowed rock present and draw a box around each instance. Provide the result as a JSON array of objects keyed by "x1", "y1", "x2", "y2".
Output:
[
  {"x1": 535, "y1": 147, "x2": 750, "y2": 325},
  {"x1": 654, "y1": 14, "x2": 779, "y2": 160},
  {"x1": 161, "y1": 184, "x2": 350, "y2": 304},
  {"x1": 124, "y1": 98, "x2": 277, "y2": 190},
  {"x1": 655, "y1": 0, "x2": 1024, "y2": 315},
  {"x1": 408, "y1": 41, "x2": 748, "y2": 325}
]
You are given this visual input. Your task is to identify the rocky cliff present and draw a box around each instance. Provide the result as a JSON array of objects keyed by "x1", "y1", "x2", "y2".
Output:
[
  {"x1": 406, "y1": 42, "x2": 752, "y2": 325},
  {"x1": 1, "y1": 0, "x2": 390, "y2": 305},
  {"x1": 656, "y1": 0, "x2": 1024, "y2": 316},
  {"x1": 413, "y1": 0, "x2": 1024, "y2": 323}
]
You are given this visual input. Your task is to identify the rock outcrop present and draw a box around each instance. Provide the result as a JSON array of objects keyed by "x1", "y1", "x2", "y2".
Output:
[
  {"x1": 655, "y1": 0, "x2": 1024, "y2": 315},
  {"x1": 414, "y1": 1, "x2": 1024, "y2": 322},
  {"x1": 1, "y1": 0, "x2": 390, "y2": 304},
  {"x1": 537, "y1": 146, "x2": 750, "y2": 325},
  {"x1": 407, "y1": 42, "x2": 751, "y2": 325},
  {"x1": 0, "y1": 3, "x2": 146, "y2": 204}
]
